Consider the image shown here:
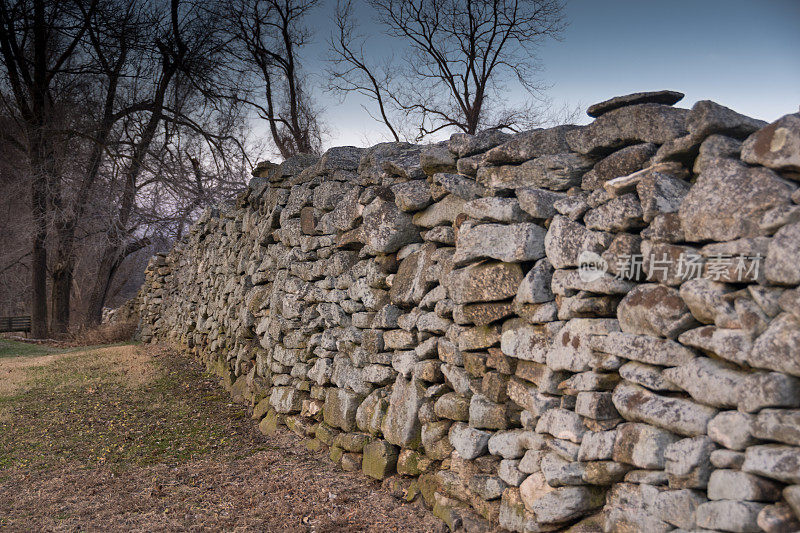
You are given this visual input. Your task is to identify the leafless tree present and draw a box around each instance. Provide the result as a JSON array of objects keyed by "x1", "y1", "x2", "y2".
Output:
[
  {"x1": 221, "y1": 0, "x2": 323, "y2": 158},
  {"x1": 0, "y1": 0, "x2": 253, "y2": 332},
  {"x1": 328, "y1": 0, "x2": 566, "y2": 140},
  {"x1": 82, "y1": 0, "x2": 251, "y2": 325},
  {"x1": 0, "y1": 0, "x2": 100, "y2": 336},
  {"x1": 328, "y1": 0, "x2": 401, "y2": 141}
]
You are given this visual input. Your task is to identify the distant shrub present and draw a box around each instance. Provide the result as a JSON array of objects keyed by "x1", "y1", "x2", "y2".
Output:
[{"x1": 69, "y1": 319, "x2": 138, "y2": 346}]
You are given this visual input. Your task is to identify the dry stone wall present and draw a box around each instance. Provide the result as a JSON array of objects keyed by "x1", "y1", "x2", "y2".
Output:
[{"x1": 136, "y1": 91, "x2": 800, "y2": 532}]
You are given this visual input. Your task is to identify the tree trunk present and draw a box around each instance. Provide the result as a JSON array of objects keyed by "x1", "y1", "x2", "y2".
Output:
[
  {"x1": 30, "y1": 184, "x2": 48, "y2": 338},
  {"x1": 85, "y1": 246, "x2": 118, "y2": 326},
  {"x1": 50, "y1": 262, "x2": 72, "y2": 334}
]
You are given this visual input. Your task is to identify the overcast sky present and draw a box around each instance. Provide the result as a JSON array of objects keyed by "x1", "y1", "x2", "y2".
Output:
[{"x1": 272, "y1": 0, "x2": 800, "y2": 150}]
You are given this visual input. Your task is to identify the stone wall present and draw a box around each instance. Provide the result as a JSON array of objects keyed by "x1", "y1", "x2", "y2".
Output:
[{"x1": 136, "y1": 91, "x2": 800, "y2": 532}]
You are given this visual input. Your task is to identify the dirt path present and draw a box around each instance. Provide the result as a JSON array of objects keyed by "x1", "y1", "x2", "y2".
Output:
[{"x1": 0, "y1": 341, "x2": 442, "y2": 532}]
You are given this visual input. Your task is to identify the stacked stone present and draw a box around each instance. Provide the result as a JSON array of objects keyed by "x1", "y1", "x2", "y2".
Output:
[{"x1": 134, "y1": 91, "x2": 800, "y2": 533}]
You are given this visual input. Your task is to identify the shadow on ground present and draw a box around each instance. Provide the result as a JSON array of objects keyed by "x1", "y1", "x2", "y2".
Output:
[{"x1": 0, "y1": 341, "x2": 441, "y2": 532}]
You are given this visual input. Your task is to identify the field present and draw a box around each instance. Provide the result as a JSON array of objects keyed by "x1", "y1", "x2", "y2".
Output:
[{"x1": 0, "y1": 339, "x2": 440, "y2": 532}]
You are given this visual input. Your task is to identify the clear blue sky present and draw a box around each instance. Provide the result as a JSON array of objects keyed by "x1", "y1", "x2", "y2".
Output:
[{"x1": 285, "y1": 0, "x2": 800, "y2": 149}]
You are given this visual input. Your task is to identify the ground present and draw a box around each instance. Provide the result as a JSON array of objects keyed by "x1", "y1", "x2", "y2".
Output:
[{"x1": 0, "y1": 339, "x2": 442, "y2": 532}]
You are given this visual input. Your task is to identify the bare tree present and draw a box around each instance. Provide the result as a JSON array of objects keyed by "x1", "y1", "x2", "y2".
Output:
[
  {"x1": 1, "y1": 0, "x2": 253, "y2": 332},
  {"x1": 328, "y1": 0, "x2": 400, "y2": 141},
  {"x1": 0, "y1": 0, "x2": 99, "y2": 336},
  {"x1": 83, "y1": 0, "x2": 250, "y2": 325},
  {"x1": 222, "y1": 0, "x2": 323, "y2": 158},
  {"x1": 329, "y1": 0, "x2": 566, "y2": 140}
]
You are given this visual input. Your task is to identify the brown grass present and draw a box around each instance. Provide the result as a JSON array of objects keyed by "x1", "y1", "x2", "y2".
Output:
[
  {"x1": 67, "y1": 318, "x2": 139, "y2": 346},
  {"x1": 0, "y1": 343, "x2": 443, "y2": 532}
]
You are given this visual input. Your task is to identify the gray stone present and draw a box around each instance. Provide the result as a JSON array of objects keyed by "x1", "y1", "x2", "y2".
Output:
[
  {"x1": 613, "y1": 422, "x2": 680, "y2": 469},
  {"x1": 441, "y1": 364, "x2": 472, "y2": 396},
  {"x1": 411, "y1": 194, "x2": 466, "y2": 228},
  {"x1": 578, "y1": 430, "x2": 617, "y2": 461},
  {"x1": 484, "y1": 125, "x2": 577, "y2": 164},
  {"x1": 449, "y1": 422, "x2": 491, "y2": 460},
  {"x1": 695, "y1": 500, "x2": 765, "y2": 533},
  {"x1": 665, "y1": 436, "x2": 717, "y2": 489},
  {"x1": 356, "y1": 389, "x2": 389, "y2": 435},
  {"x1": 708, "y1": 469, "x2": 783, "y2": 501},
  {"x1": 449, "y1": 129, "x2": 511, "y2": 158},
  {"x1": 434, "y1": 392, "x2": 470, "y2": 421},
  {"x1": 498, "y1": 459, "x2": 528, "y2": 487},
  {"x1": 738, "y1": 372, "x2": 800, "y2": 413},
  {"x1": 617, "y1": 283, "x2": 698, "y2": 339},
  {"x1": 612, "y1": 382, "x2": 718, "y2": 437},
  {"x1": 687, "y1": 100, "x2": 768, "y2": 140},
  {"x1": 636, "y1": 170, "x2": 691, "y2": 223},
  {"x1": 468, "y1": 474, "x2": 507, "y2": 501},
  {"x1": 584, "y1": 193, "x2": 646, "y2": 232},
  {"x1": 539, "y1": 452, "x2": 585, "y2": 486},
  {"x1": 619, "y1": 361, "x2": 681, "y2": 392},
  {"x1": 392, "y1": 180, "x2": 432, "y2": 212},
  {"x1": 545, "y1": 318, "x2": 620, "y2": 373},
  {"x1": 553, "y1": 194, "x2": 589, "y2": 220},
  {"x1": 760, "y1": 204, "x2": 800, "y2": 233},
  {"x1": 662, "y1": 357, "x2": 747, "y2": 408},
  {"x1": 362, "y1": 439, "x2": 399, "y2": 480},
  {"x1": 420, "y1": 144, "x2": 456, "y2": 175},
  {"x1": 742, "y1": 112, "x2": 800, "y2": 174},
  {"x1": 516, "y1": 188, "x2": 566, "y2": 219},
  {"x1": 678, "y1": 326, "x2": 752, "y2": 366},
  {"x1": 757, "y1": 503, "x2": 800, "y2": 533},
  {"x1": 544, "y1": 215, "x2": 613, "y2": 269},
  {"x1": 603, "y1": 482, "x2": 672, "y2": 532},
  {"x1": 785, "y1": 485, "x2": 800, "y2": 521},
  {"x1": 707, "y1": 411, "x2": 757, "y2": 451},
  {"x1": 362, "y1": 197, "x2": 419, "y2": 253},
  {"x1": 530, "y1": 485, "x2": 605, "y2": 524},
  {"x1": 679, "y1": 278, "x2": 738, "y2": 326},
  {"x1": 590, "y1": 331, "x2": 696, "y2": 366},
  {"x1": 381, "y1": 375, "x2": 426, "y2": 447},
  {"x1": 448, "y1": 261, "x2": 524, "y2": 304},
  {"x1": 655, "y1": 489, "x2": 708, "y2": 530},
  {"x1": 323, "y1": 388, "x2": 363, "y2": 431},
  {"x1": 743, "y1": 445, "x2": 800, "y2": 484},
  {"x1": 488, "y1": 429, "x2": 539, "y2": 459},
  {"x1": 766, "y1": 222, "x2": 800, "y2": 285},
  {"x1": 567, "y1": 103, "x2": 689, "y2": 156},
  {"x1": 463, "y1": 197, "x2": 531, "y2": 222},
  {"x1": 575, "y1": 391, "x2": 619, "y2": 420},
  {"x1": 469, "y1": 393, "x2": 508, "y2": 430},
  {"x1": 752, "y1": 409, "x2": 800, "y2": 446},
  {"x1": 270, "y1": 386, "x2": 303, "y2": 414},
  {"x1": 749, "y1": 313, "x2": 800, "y2": 377},
  {"x1": 622, "y1": 470, "x2": 669, "y2": 486},
  {"x1": 586, "y1": 90, "x2": 685, "y2": 118},
  {"x1": 432, "y1": 172, "x2": 486, "y2": 200},
  {"x1": 507, "y1": 377, "x2": 560, "y2": 415},
  {"x1": 519, "y1": 449, "x2": 547, "y2": 473},
  {"x1": 514, "y1": 260, "x2": 553, "y2": 307},
  {"x1": 453, "y1": 222, "x2": 546, "y2": 266},
  {"x1": 536, "y1": 408, "x2": 586, "y2": 444},
  {"x1": 477, "y1": 153, "x2": 594, "y2": 191},
  {"x1": 710, "y1": 449, "x2": 746, "y2": 469},
  {"x1": 679, "y1": 158, "x2": 795, "y2": 242},
  {"x1": 582, "y1": 142, "x2": 658, "y2": 190}
]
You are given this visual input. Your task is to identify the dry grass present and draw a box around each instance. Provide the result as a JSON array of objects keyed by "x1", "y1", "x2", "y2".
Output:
[
  {"x1": 67, "y1": 318, "x2": 139, "y2": 346},
  {"x1": 0, "y1": 342, "x2": 443, "y2": 532},
  {"x1": 0, "y1": 344, "x2": 154, "y2": 396}
]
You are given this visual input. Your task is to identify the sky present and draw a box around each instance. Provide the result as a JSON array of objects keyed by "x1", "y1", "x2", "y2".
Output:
[{"x1": 279, "y1": 0, "x2": 800, "y2": 150}]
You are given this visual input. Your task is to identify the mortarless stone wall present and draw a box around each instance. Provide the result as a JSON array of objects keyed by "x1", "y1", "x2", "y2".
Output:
[{"x1": 135, "y1": 91, "x2": 800, "y2": 532}]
